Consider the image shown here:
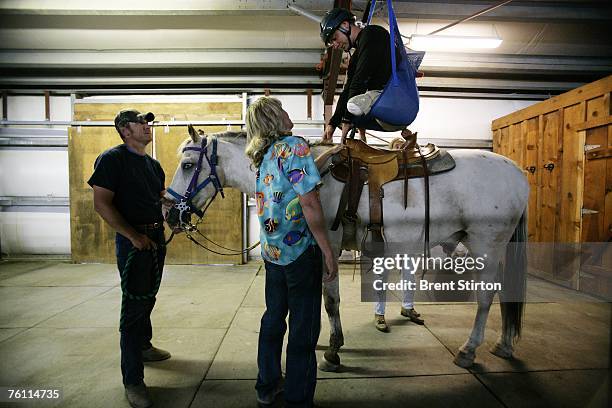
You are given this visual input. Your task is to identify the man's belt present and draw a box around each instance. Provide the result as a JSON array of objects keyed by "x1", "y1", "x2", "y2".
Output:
[{"x1": 135, "y1": 222, "x2": 164, "y2": 231}]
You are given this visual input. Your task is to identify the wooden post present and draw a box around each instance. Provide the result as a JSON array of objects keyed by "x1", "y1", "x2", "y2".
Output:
[
  {"x1": 324, "y1": 105, "x2": 333, "y2": 127},
  {"x1": 44, "y1": 91, "x2": 50, "y2": 121},
  {"x1": 1, "y1": 91, "x2": 7, "y2": 121},
  {"x1": 306, "y1": 89, "x2": 313, "y2": 120}
]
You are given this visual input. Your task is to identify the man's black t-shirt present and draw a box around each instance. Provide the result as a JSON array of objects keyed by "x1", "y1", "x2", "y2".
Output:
[{"x1": 87, "y1": 144, "x2": 165, "y2": 225}]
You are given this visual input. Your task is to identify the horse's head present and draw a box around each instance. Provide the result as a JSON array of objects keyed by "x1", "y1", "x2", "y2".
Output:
[{"x1": 164, "y1": 124, "x2": 226, "y2": 230}]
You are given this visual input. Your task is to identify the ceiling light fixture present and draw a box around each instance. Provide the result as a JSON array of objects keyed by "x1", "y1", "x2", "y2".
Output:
[{"x1": 409, "y1": 34, "x2": 502, "y2": 51}]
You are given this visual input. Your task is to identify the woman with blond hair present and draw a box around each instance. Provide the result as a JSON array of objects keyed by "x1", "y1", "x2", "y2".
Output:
[{"x1": 246, "y1": 97, "x2": 338, "y2": 407}]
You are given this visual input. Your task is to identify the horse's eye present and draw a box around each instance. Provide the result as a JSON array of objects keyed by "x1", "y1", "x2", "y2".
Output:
[{"x1": 182, "y1": 163, "x2": 194, "y2": 170}]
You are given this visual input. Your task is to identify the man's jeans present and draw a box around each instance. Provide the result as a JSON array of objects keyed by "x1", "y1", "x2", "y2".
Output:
[
  {"x1": 115, "y1": 229, "x2": 166, "y2": 386},
  {"x1": 375, "y1": 266, "x2": 415, "y2": 315},
  {"x1": 256, "y1": 245, "x2": 323, "y2": 407}
]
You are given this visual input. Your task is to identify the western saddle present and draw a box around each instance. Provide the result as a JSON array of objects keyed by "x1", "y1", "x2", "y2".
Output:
[{"x1": 328, "y1": 136, "x2": 455, "y2": 249}]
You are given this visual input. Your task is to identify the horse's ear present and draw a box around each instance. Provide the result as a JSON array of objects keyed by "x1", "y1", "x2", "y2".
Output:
[{"x1": 188, "y1": 124, "x2": 198, "y2": 143}]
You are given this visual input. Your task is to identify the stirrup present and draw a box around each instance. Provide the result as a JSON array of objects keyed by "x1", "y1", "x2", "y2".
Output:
[{"x1": 341, "y1": 215, "x2": 358, "y2": 251}]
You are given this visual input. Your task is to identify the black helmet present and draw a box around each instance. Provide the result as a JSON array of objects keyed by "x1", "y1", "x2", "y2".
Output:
[{"x1": 320, "y1": 8, "x2": 355, "y2": 45}]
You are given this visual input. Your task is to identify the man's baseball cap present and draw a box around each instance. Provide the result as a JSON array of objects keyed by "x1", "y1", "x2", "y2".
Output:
[{"x1": 114, "y1": 109, "x2": 155, "y2": 129}]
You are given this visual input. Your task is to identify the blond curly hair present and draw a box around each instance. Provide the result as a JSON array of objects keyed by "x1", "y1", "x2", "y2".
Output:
[{"x1": 245, "y1": 97, "x2": 292, "y2": 168}]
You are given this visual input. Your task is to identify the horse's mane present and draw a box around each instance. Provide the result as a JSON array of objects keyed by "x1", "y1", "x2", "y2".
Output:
[{"x1": 177, "y1": 129, "x2": 247, "y2": 156}]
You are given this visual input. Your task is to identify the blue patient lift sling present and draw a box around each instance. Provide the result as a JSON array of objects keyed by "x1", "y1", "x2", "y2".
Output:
[{"x1": 353, "y1": 0, "x2": 420, "y2": 130}]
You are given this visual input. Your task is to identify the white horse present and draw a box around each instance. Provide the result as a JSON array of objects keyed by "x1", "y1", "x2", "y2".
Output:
[{"x1": 164, "y1": 126, "x2": 529, "y2": 370}]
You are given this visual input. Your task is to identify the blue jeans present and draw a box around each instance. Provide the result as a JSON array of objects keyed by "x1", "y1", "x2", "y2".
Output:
[
  {"x1": 115, "y1": 229, "x2": 166, "y2": 386},
  {"x1": 256, "y1": 245, "x2": 323, "y2": 407}
]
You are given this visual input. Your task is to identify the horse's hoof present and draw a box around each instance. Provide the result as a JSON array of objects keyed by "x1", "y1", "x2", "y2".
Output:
[
  {"x1": 318, "y1": 351, "x2": 340, "y2": 372},
  {"x1": 453, "y1": 351, "x2": 475, "y2": 368},
  {"x1": 490, "y1": 343, "x2": 513, "y2": 359}
]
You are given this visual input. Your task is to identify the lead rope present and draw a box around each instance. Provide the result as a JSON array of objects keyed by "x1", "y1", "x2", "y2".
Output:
[{"x1": 119, "y1": 247, "x2": 162, "y2": 329}]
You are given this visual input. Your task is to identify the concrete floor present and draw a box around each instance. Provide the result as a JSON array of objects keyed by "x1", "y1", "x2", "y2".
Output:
[{"x1": 0, "y1": 260, "x2": 609, "y2": 408}]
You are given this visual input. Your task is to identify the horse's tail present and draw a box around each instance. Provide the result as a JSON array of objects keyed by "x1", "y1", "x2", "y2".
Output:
[{"x1": 502, "y1": 207, "x2": 527, "y2": 343}]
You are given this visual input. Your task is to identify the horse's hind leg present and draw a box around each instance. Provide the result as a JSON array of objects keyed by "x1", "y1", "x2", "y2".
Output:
[
  {"x1": 454, "y1": 287, "x2": 495, "y2": 368},
  {"x1": 454, "y1": 245, "x2": 504, "y2": 369},
  {"x1": 319, "y1": 275, "x2": 344, "y2": 372},
  {"x1": 490, "y1": 301, "x2": 516, "y2": 359}
]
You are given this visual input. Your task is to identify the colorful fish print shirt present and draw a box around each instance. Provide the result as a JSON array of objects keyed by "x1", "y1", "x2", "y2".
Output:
[{"x1": 256, "y1": 136, "x2": 322, "y2": 265}]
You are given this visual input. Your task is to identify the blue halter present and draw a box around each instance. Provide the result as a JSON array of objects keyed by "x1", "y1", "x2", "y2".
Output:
[{"x1": 166, "y1": 136, "x2": 225, "y2": 222}]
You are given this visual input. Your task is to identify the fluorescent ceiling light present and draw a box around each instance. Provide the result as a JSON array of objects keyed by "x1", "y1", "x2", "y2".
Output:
[{"x1": 409, "y1": 34, "x2": 502, "y2": 51}]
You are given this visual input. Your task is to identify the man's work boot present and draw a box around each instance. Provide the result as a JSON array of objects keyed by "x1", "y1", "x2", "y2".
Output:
[
  {"x1": 375, "y1": 314, "x2": 389, "y2": 332},
  {"x1": 142, "y1": 345, "x2": 171, "y2": 362},
  {"x1": 401, "y1": 307, "x2": 425, "y2": 325},
  {"x1": 125, "y1": 383, "x2": 153, "y2": 408}
]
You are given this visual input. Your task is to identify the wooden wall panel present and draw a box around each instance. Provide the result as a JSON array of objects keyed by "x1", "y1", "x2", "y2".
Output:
[
  {"x1": 586, "y1": 95, "x2": 606, "y2": 121},
  {"x1": 492, "y1": 75, "x2": 612, "y2": 129},
  {"x1": 154, "y1": 125, "x2": 243, "y2": 265},
  {"x1": 493, "y1": 129, "x2": 501, "y2": 152},
  {"x1": 509, "y1": 123, "x2": 522, "y2": 166},
  {"x1": 73, "y1": 102, "x2": 242, "y2": 122},
  {"x1": 69, "y1": 101, "x2": 244, "y2": 264},
  {"x1": 492, "y1": 78, "x2": 612, "y2": 296},
  {"x1": 606, "y1": 125, "x2": 612, "y2": 241},
  {"x1": 525, "y1": 117, "x2": 539, "y2": 241},
  {"x1": 69, "y1": 127, "x2": 122, "y2": 263},
  {"x1": 539, "y1": 111, "x2": 561, "y2": 243},
  {"x1": 557, "y1": 103, "x2": 586, "y2": 244},
  {"x1": 581, "y1": 126, "x2": 608, "y2": 242},
  {"x1": 499, "y1": 126, "x2": 510, "y2": 157}
]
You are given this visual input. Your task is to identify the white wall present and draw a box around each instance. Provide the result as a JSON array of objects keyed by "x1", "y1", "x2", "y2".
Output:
[
  {"x1": 1, "y1": 95, "x2": 72, "y2": 256},
  {"x1": 412, "y1": 97, "x2": 536, "y2": 140},
  {"x1": 0, "y1": 150, "x2": 69, "y2": 197},
  {"x1": 6, "y1": 95, "x2": 71, "y2": 125},
  {"x1": 1, "y1": 93, "x2": 538, "y2": 257},
  {"x1": 249, "y1": 93, "x2": 538, "y2": 141},
  {"x1": 0, "y1": 211, "x2": 70, "y2": 255}
]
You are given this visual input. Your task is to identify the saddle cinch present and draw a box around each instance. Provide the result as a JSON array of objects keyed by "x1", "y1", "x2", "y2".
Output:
[{"x1": 329, "y1": 138, "x2": 455, "y2": 249}]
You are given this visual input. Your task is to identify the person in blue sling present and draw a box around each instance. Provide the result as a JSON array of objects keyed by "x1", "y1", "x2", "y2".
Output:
[
  {"x1": 320, "y1": 7, "x2": 416, "y2": 145},
  {"x1": 320, "y1": 8, "x2": 424, "y2": 329}
]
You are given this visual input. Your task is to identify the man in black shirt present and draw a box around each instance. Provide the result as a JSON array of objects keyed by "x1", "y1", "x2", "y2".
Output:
[
  {"x1": 320, "y1": 8, "x2": 405, "y2": 144},
  {"x1": 88, "y1": 109, "x2": 169, "y2": 408}
]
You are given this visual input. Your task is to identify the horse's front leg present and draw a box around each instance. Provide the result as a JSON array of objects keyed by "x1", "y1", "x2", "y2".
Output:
[{"x1": 319, "y1": 275, "x2": 343, "y2": 372}]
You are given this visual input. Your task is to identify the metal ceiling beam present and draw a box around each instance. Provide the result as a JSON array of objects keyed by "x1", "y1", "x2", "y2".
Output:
[
  {"x1": 0, "y1": 49, "x2": 323, "y2": 69},
  {"x1": 390, "y1": 1, "x2": 612, "y2": 23},
  {"x1": 0, "y1": 73, "x2": 589, "y2": 94},
  {"x1": 1, "y1": 49, "x2": 609, "y2": 74},
  {"x1": 1, "y1": 1, "x2": 610, "y2": 22}
]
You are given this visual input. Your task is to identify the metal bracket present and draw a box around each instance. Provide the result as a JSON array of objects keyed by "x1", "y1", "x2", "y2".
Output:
[
  {"x1": 581, "y1": 208, "x2": 600, "y2": 216},
  {"x1": 584, "y1": 144, "x2": 601, "y2": 152}
]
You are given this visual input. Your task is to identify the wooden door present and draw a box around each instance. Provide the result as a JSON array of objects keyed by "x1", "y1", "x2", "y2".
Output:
[{"x1": 579, "y1": 95, "x2": 612, "y2": 297}]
